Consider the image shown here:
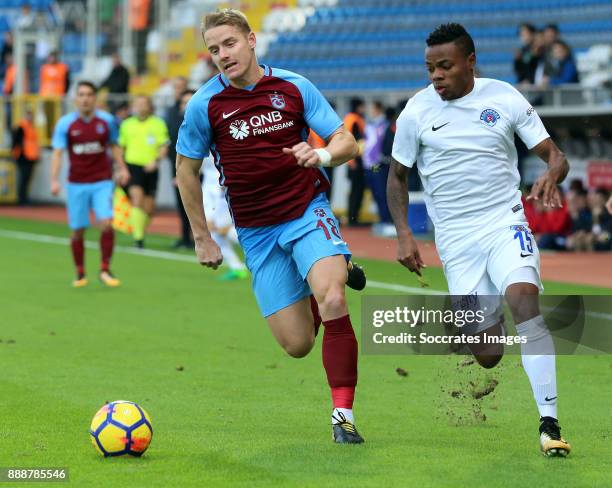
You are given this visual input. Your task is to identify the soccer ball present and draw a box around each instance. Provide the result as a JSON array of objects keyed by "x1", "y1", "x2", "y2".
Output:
[{"x1": 89, "y1": 400, "x2": 153, "y2": 457}]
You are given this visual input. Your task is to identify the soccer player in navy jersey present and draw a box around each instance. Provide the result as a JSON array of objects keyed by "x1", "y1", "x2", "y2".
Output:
[
  {"x1": 51, "y1": 81, "x2": 130, "y2": 287},
  {"x1": 176, "y1": 9, "x2": 365, "y2": 443}
]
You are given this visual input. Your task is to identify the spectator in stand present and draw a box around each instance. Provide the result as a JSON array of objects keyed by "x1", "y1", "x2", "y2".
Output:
[
  {"x1": 363, "y1": 101, "x2": 393, "y2": 237},
  {"x1": 535, "y1": 24, "x2": 561, "y2": 87},
  {"x1": 3, "y1": 53, "x2": 28, "y2": 129},
  {"x1": 11, "y1": 107, "x2": 39, "y2": 205},
  {"x1": 15, "y1": 4, "x2": 35, "y2": 31},
  {"x1": 130, "y1": 0, "x2": 151, "y2": 75},
  {"x1": 113, "y1": 102, "x2": 131, "y2": 127},
  {"x1": 101, "y1": 53, "x2": 131, "y2": 113},
  {"x1": 39, "y1": 51, "x2": 70, "y2": 139},
  {"x1": 566, "y1": 188, "x2": 592, "y2": 251},
  {"x1": 39, "y1": 51, "x2": 70, "y2": 96},
  {"x1": 344, "y1": 98, "x2": 366, "y2": 226},
  {"x1": 514, "y1": 23, "x2": 540, "y2": 85},
  {"x1": 524, "y1": 188, "x2": 572, "y2": 250},
  {"x1": 590, "y1": 188, "x2": 611, "y2": 251},
  {"x1": 548, "y1": 40, "x2": 579, "y2": 86},
  {"x1": 1, "y1": 32, "x2": 13, "y2": 83},
  {"x1": 2, "y1": 54, "x2": 26, "y2": 95},
  {"x1": 165, "y1": 77, "x2": 193, "y2": 249}
]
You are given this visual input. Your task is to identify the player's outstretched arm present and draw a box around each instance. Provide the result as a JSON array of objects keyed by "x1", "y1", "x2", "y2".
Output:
[
  {"x1": 527, "y1": 138, "x2": 570, "y2": 208},
  {"x1": 387, "y1": 160, "x2": 426, "y2": 276},
  {"x1": 50, "y1": 148, "x2": 63, "y2": 196},
  {"x1": 176, "y1": 153, "x2": 222, "y2": 269},
  {"x1": 282, "y1": 127, "x2": 358, "y2": 168}
]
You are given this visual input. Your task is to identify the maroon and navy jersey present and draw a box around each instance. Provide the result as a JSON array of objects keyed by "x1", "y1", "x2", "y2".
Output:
[
  {"x1": 176, "y1": 65, "x2": 343, "y2": 228},
  {"x1": 52, "y1": 110, "x2": 118, "y2": 183}
]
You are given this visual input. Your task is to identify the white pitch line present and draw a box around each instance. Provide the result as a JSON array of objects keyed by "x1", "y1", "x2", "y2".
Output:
[
  {"x1": 0, "y1": 228, "x2": 196, "y2": 263},
  {"x1": 0, "y1": 228, "x2": 444, "y2": 294},
  {"x1": 367, "y1": 280, "x2": 446, "y2": 295},
  {"x1": 2, "y1": 227, "x2": 611, "y2": 323}
]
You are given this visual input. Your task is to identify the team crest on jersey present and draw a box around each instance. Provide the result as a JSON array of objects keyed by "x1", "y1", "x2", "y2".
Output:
[
  {"x1": 314, "y1": 208, "x2": 326, "y2": 218},
  {"x1": 96, "y1": 122, "x2": 105, "y2": 134},
  {"x1": 229, "y1": 119, "x2": 250, "y2": 140},
  {"x1": 269, "y1": 93, "x2": 286, "y2": 110},
  {"x1": 480, "y1": 108, "x2": 500, "y2": 127}
]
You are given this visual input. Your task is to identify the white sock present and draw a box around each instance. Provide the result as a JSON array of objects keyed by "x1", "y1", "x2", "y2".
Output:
[
  {"x1": 332, "y1": 407, "x2": 354, "y2": 425},
  {"x1": 211, "y1": 232, "x2": 245, "y2": 271},
  {"x1": 516, "y1": 315, "x2": 558, "y2": 419},
  {"x1": 227, "y1": 226, "x2": 239, "y2": 244}
]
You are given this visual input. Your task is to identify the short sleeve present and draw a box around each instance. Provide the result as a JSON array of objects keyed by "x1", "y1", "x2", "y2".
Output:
[
  {"x1": 294, "y1": 77, "x2": 342, "y2": 140},
  {"x1": 176, "y1": 96, "x2": 211, "y2": 160},
  {"x1": 107, "y1": 118, "x2": 119, "y2": 144},
  {"x1": 391, "y1": 100, "x2": 420, "y2": 168},
  {"x1": 98, "y1": 111, "x2": 119, "y2": 144},
  {"x1": 51, "y1": 115, "x2": 70, "y2": 150},
  {"x1": 508, "y1": 86, "x2": 549, "y2": 149}
]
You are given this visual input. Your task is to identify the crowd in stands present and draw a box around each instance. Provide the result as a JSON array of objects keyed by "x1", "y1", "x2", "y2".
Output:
[
  {"x1": 524, "y1": 181, "x2": 611, "y2": 252},
  {"x1": 514, "y1": 23, "x2": 579, "y2": 88}
]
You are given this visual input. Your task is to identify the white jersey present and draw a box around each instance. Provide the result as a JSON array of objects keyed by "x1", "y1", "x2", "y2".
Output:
[{"x1": 392, "y1": 78, "x2": 549, "y2": 254}]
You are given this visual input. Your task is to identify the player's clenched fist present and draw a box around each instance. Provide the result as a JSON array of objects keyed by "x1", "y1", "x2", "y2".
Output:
[
  {"x1": 397, "y1": 233, "x2": 426, "y2": 276},
  {"x1": 195, "y1": 237, "x2": 223, "y2": 270},
  {"x1": 51, "y1": 179, "x2": 61, "y2": 196},
  {"x1": 282, "y1": 142, "x2": 320, "y2": 167}
]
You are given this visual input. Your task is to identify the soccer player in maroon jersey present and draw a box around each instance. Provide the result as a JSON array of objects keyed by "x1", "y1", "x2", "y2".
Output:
[
  {"x1": 176, "y1": 9, "x2": 366, "y2": 443},
  {"x1": 51, "y1": 81, "x2": 130, "y2": 287}
]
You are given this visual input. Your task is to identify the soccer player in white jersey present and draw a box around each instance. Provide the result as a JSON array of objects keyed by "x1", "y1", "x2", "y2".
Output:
[
  {"x1": 387, "y1": 24, "x2": 571, "y2": 457},
  {"x1": 201, "y1": 154, "x2": 248, "y2": 280}
]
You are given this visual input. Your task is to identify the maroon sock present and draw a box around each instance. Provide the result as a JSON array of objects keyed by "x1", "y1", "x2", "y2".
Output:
[
  {"x1": 322, "y1": 314, "x2": 358, "y2": 409},
  {"x1": 310, "y1": 295, "x2": 322, "y2": 337},
  {"x1": 71, "y1": 237, "x2": 85, "y2": 276},
  {"x1": 100, "y1": 228, "x2": 114, "y2": 272}
]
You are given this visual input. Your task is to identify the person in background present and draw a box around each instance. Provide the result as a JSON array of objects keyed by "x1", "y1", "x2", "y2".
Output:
[
  {"x1": 344, "y1": 97, "x2": 366, "y2": 226},
  {"x1": 0, "y1": 32, "x2": 13, "y2": 83},
  {"x1": 39, "y1": 51, "x2": 70, "y2": 140},
  {"x1": 363, "y1": 101, "x2": 394, "y2": 237},
  {"x1": 165, "y1": 77, "x2": 193, "y2": 249},
  {"x1": 523, "y1": 186, "x2": 572, "y2": 251},
  {"x1": 112, "y1": 102, "x2": 131, "y2": 127},
  {"x1": 15, "y1": 4, "x2": 35, "y2": 30},
  {"x1": 514, "y1": 23, "x2": 540, "y2": 85},
  {"x1": 3, "y1": 53, "x2": 28, "y2": 130},
  {"x1": 590, "y1": 188, "x2": 611, "y2": 251},
  {"x1": 565, "y1": 188, "x2": 592, "y2": 251},
  {"x1": 11, "y1": 107, "x2": 39, "y2": 205},
  {"x1": 130, "y1": 0, "x2": 151, "y2": 75},
  {"x1": 535, "y1": 24, "x2": 561, "y2": 86},
  {"x1": 548, "y1": 40, "x2": 579, "y2": 86},
  {"x1": 119, "y1": 95, "x2": 169, "y2": 248},
  {"x1": 101, "y1": 53, "x2": 131, "y2": 113}
]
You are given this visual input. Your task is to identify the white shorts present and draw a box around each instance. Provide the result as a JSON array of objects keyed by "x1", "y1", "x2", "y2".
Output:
[
  {"x1": 203, "y1": 184, "x2": 233, "y2": 230},
  {"x1": 442, "y1": 222, "x2": 543, "y2": 334}
]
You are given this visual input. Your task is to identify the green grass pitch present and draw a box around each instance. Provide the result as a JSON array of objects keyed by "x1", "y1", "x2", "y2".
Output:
[{"x1": 1, "y1": 216, "x2": 610, "y2": 487}]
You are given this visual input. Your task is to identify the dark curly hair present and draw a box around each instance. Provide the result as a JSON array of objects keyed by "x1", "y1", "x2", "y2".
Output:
[{"x1": 426, "y1": 23, "x2": 475, "y2": 57}]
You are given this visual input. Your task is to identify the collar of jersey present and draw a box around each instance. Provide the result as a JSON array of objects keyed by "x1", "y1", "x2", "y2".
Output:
[
  {"x1": 219, "y1": 64, "x2": 270, "y2": 91},
  {"x1": 446, "y1": 78, "x2": 479, "y2": 104}
]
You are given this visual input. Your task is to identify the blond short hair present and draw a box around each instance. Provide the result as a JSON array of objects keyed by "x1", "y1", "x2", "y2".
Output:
[{"x1": 202, "y1": 8, "x2": 251, "y2": 36}]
